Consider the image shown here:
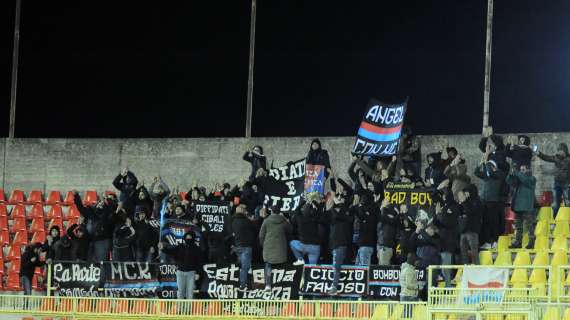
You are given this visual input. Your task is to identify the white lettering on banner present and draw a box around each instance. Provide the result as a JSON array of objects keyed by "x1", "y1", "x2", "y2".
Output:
[
  {"x1": 264, "y1": 195, "x2": 302, "y2": 212},
  {"x1": 373, "y1": 269, "x2": 400, "y2": 280},
  {"x1": 365, "y1": 105, "x2": 405, "y2": 125},
  {"x1": 110, "y1": 262, "x2": 151, "y2": 281},
  {"x1": 269, "y1": 160, "x2": 306, "y2": 182},
  {"x1": 195, "y1": 204, "x2": 230, "y2": 215},
  {"x1": 353, "y1": 138, "x2": 399, "y2": 156},
  {"x1": 53, "y1": 263, "x2": 101, "y2": 283},
  {"x1": 308, "y1": 268, "x2": 366, "y2": 282},
  {"x1": 380, "y1": 287, "x2": 398, "y2": 297},
  {"x1": 285, "y1": 181, "x2": 296, "y2": 195}
]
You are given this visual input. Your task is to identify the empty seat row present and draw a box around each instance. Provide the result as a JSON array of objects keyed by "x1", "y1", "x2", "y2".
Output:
[
  {"x1": 0, "y1": 189, "x2": 109, "y2": 206},
  {"x1": 0, "y1": 204, "x2": 81, "y2": 221}
]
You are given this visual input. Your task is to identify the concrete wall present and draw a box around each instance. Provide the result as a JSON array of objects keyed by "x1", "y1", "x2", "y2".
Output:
[{"x1": 0, "y1": 133, "x2": 568, "y2": 195}]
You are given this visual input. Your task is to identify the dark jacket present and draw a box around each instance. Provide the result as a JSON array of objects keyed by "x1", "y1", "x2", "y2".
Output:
[
  {"x1": 306, "y1": 138, "x2": 332, "y2": 178},
  {"x1": 459, "y1": 186, "x2": 483, "y2": 234},
  {"x1": 444, "y1": 161, "x2": 471, "y2": 201},
  {"x1": 21, "y1": 246, "x2": 44, "y2": 280},
  {"x1": 474, "y1": 162, "x2": 506, "y2": 202},
  {"x1": 397, "y1": 213, "x2": 416, "y2": 259},
  {"x1": 43, "y1": 226, "x2": 61, "y2": 261},
  {"x1": 134, "y1": 220, "x2": 159, "y2": 251},
  {"x1": 297, "y1": 203, "x2": 325, "y2": 245},
  {"x1": 434, "y1": 195, "x2": 460, "y2": 253},
  {"x1": 506, "y1": 136, "x2": 532, "y2": 169},
  {"x1": 355, "y1": 204, "x2": 378, "y2": 247},
  {"x1": 479, "y1": 135, "x2": 508, "y2": 171},
  {"x1": 74, "y1": 194, "x2": 115, "y2": 241},
  {"x1": 538, "y1": 143, "x2": 570, "y2": 185},
  {"x1": 113, "y1": 171, "x2": 139, "y2": 204},
  {"x1": 53, "y1": 236, "x2": 73, "y2": 261},
  {"x1": 243, "y1": 147, "x2": 267, "y2": 181},
  {"x1": 259, "y1": 214, "x2": 292, "y2": 264},
  {"x1": 425, "y1": 152, "x2": 446, "y2": 188},
  {"x1": 329, "y1": 203, "x2": 354, "y2": 249},
  {"x1": 231, "y1": 213, "x2": 257, "y2": 247},
  {"x1": 507, "y1": 171, "x2": 537, "y2": 213},
  {"x1": 162, "y1": 238, "x2": 203, "y2": 272},
  {"x1": 67, "y1": 224, "x2": 90, "y2": 261},
  {"x1": 410, "y1": 231, "x2": 441, "y2": 268},
  {"x1": 377, "y1": 206, "x2": 399, "y2": 248},
  {"x1": 149, "y1": 179, "x2": 170, "y2": 218}
]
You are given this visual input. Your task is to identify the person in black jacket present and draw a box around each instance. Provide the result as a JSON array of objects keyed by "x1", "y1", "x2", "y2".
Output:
[
  {"x1": 230, "y1": 205, "x2": 257, "y2": 289},
  {"x1": 53, "y1": 235, "x2": 73, "y2": 261},
  {"x1": 425, "y1": 152, "x2": 446, "y2": 188},
  {"x1": 327, "y1": 194, "x2": 353, "y2": 295},
  {"x1": 506, "y1": 135, "x2": 533, "y2": 171},
  {"x1": 433, "y1": 189, "x2": 459, "y2": 287},
  {"x1": 43, "y1": 226, "x2": 61, "y2": 264},
  {"x1": 243, "y1": 145, "x2": 267, "y2": 182},
  {"x1": 354, "y1": 194, "x2": 378, "y2": 266},
  {"x1": 74, "y1": 191, "x2": 116, "y2": 262},
  {"x1": 306, "y1": 138, "x2": 332, "y2": 179},
  {"x1": 112, "y1": 215, "x2": 136, "y2": 262},
  {"x1": 133, "y1": 208, "x2": 159, "y2": 262},
  {"x1": 457, "y1": 184, "x2": 483, "y2": 264},
  {"x1": 396, "y1": 204, "x2": 415, "y2": 264},
  {"x1": 20, "y1": 243, "x2": 45, "y2": 295},
  {"x1": 113, "y1": 167, "x2": 139, "y2": 208},
  {"x1": 377, "y1": 198, "x2": 399, "y2": 266},
  {"x1": 67, "y1": 221, "x2": 90, "y2": 262},
  {"x1": 159, "y1": 232, "x2": 203, "y2": 299},
  {"x1": 291, "y1": 200, "x2": 325, "y2": 265}
]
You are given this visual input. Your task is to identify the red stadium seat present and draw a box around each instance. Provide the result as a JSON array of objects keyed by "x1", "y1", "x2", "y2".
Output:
[
  {"x1": 0, "y1": 230, "x2": 9, "y2": 246},
  {"x1": 83, "y1": 191, "x2": 98, "y2": 206},
  {"x1": 12, "y1": 231, "x2": 29, "y2": 246},
  {"x1": 46, "y1": 191, "x2": 62, "y2": 205},
  {"x1": 48, "y1": 218, "x2": 64, "y2": 234},
  {"x1": 10, "y1": 216, "x2": 27, "y2": 234},
  {"x1": 0, "y1": 204, "x2": 6, "y2": 217},
  {"x1": 65, "y1": 205, "x2": 81, "y2": 222},
  {"x1": 104, "y1": 190, "x2": 117, "y2": 197},
  {"x1": 31, "y1": 231, "x2": 46, "y2": 245},
  {"x1": 6, "y1": 244, "x2": 22, "y2": 261},
  {"x1": 0, "y1": 189, "x2": 5, "y2": 204},
  {"x1": 63, "y1": 191, "x2": 75, "y2": 206},
  {"x1": 8, "y1": 259, "x2": 21, "y2": 273},
  {"x1": 30, "y1": 217, "x2": 45, "y2": 234},
  {"x1": 6, "y1": 272, "x2": 22, "y2": 291},
  {"x1": 8, "y1": 190, "x2": 25, "y2": 204},
  {"x1": 29, "y1": 204, "x2": 45, "y2": 220},
  {"x1": 179, "y1": 191, "x2": 188, "y2": 201},
  {"x1": 27, "y1": 190, "x2": 43, "y2": 204},
  {"x1": 0, "y1": 216, "x2": 7, "y2": 231},
  {"x1": 11, "y1": 204, "x2": 26, "y2": 219},
  {"x1": 46, "y1": 205, "x2": 63, "y2": 220}
]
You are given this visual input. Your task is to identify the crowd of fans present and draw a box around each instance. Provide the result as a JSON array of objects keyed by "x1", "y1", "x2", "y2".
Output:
[{"x1": 20, "y1": 127, "x2": 570, "y2": 301}]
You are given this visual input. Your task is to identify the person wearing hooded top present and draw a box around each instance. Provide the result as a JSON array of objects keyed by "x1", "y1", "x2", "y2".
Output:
[
  {"x1": 53, "y1": 235, "x2": 73, "y2": 261},
  {"x1": 479, "y1": 127, "x2": 508, "y2": 172},
  {"x1": 457, "y1": 184, "x2": 483, "y2": 264},
  {"x1": 433, "y1": 189, "x2": 459, "y2": 287},
  {"x1": 443, "y1": 153, "x2": 471, "y2": 201},
  {"x1": 230, "y1": 204, "x2": 257, "y2": 289},
  {"x1": 424, "y1": 152, "x2": 446, "y2": 188},
  {"x1": 306, "y1": 138, "x2": 332, "y2": 179},
  {"x1": 67, "y1": 219, "x2": 90, "y2": 262},
  {"x1": 159, "y1": 232, "x2": 203, "y2": 299},
  {"x1": 400, "y1": 126, "x2": 422, "y2": 177},
  {"x1": 475, "y1": 158, "x2": 507, "y2": 250},
  {"x1": 291, "y1": 196, "x2": 326, "y2": 266},
  {"x1": 442, "y1": 147, "x2": 459, "y2": 168},
  {"x1": 112, "y1": 214, "x2": 136, "y2": 262},
  {"x1": 74, "y1": 191, "x2": 116, "y2": 262},
  {"x1": 396, "y1": 204, "x2": 415, "y2": 264},
  {"x1": 506, "y1": 135, "x2": 533, "y2": 170},
  {"x1": 150, "y1": 176, "x2": 171, "y2": 219},
  {"x1": 133, "y1": 207, "x2": 159, "y2": 262},
  {"x1": 537, "y1": 143, "x2": 570, "y2": 216},
  {"x1": 410, "y1": 220, "x2": 441, "y2": 296},
  {"x1": 326, "y1": 193, "x2": 353, "y2": 295},
  {"x1": 259, "y1": 203, "x2": 292, "y2": 290},
  {"x1": 42, "y1": 225, "x2": 61, "y2": 264},
  {"x1": 354, "y1": 193, "x2": 378, "y2": 266},
  {"x1": 243, "y1": 145, "x2": 267, "y2": 182},
  {"x1": 113, "y1": 167, "x2": 139, "y2": 208},
  {"x1": 20, "y1": 243, "x2": 45, "y2": 295},
  {"x1": 377, "y1": 198, "x2": 399, "y2": 266}
]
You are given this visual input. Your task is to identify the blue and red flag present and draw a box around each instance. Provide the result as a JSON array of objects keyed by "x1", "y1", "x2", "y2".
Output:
[{"x1": 352, "y1": 98, "x2": 407, "y2": 156}]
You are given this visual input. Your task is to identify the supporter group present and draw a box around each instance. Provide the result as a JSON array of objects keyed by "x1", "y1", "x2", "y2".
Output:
[{"x1": 16, "y1": 127, "x2": 570, "y2": 301}]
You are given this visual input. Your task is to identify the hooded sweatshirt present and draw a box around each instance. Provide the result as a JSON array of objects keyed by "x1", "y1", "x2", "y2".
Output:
[
  {"x1": 479, "y1": 134, "x2": 508, "y2": 172},
  {"x1": 243, "y1": 145, "x2": 267, "y2": 181},
  {"x1": 162, "y1": 233, "x2": 203, "y2": 272},
  {"x1": 538, "y1": 143, "x2": 570, "y2": 185},
  {"x1": 259, "y1": 213, "x2": 292, "y2": 264},
  {"x1": 400, "y1": 262, "x2": 419, "y2": 298},
  {"x1": 306, "y1": 138, "x2": 332, "y2": 178},
  {"x1": 506, "y1": 135, "x2": 533, "y2": 169},
  {"x1": 425, "y1": 152, "x2": 446, "y2": 187}
]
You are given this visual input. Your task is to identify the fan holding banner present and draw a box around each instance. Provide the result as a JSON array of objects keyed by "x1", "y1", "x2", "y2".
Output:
[{"x1": 352, "y1": 98, "x2": 407, "y2": 157}]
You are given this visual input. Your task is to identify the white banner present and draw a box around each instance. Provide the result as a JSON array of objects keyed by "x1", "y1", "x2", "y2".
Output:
[{"x1": 458, "y1": 267, "x2": 509, "y2": 305}]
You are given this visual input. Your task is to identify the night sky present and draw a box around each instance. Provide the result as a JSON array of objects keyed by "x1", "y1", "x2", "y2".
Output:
[{"x1": 0, "y1": 1, "x2": 569, "y2": 138}]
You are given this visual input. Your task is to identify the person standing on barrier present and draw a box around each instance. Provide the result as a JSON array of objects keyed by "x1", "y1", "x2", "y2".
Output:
[
  {"x1": 231, "y1": 204, "x2": 257, "y2": 290},
  {"x1": 259, "y1": 204, "x2": 292, "y2": 291},
  {"x1": 377, "y1": 198, "x2": 398, "y2": 266},
  {"x1": 159, "y1": 232, "x2": 203, "y2": 299},
  {"x1": 21, "y1": 243, "x2": 45, "y2": 295},
  {"x1": 327, "y1": 193, "x2": 353, "y2": 295},
  {"x1": 457, "y1": 185, "x2": 483, "y2": 265},
  {"x1": 400, "y1": 253, "x2": 419, "y2": 302},
  {"x1": 474, "y1": 158, "x2": 506, "y2": 250},
  {"x1": 507, "y1": 164, "x2": 537, "y2": 249}
]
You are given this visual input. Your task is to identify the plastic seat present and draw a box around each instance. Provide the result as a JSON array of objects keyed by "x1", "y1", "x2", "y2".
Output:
[
  {"x1": 557, "y1": 207, "x2": 570, "y2": 222},
  {"x1": 63, "y1": 191, "x2": 75, "y2": 206},
  {"x1": 0, "y1": 230, "x2": 9, "y2": 246},
  {"x1": 0, "y1": 215, "x2": 7, "y2": 231},
  {"x1": 46, "y1": 191, "x2": 62, "y2": 205},
  {"x1": 510, "y1": 269, "x2": 528, "y2": 284},
  {"x1": 83, "y1": 191, "x2": 98, "y2": 206},
  {"x1": 497, "y1": 235, "x2": 512, "y2": 252},
  {"x1": 8, "y1": 259, "x2": 21, "y2": 274},
  {"x1": 532, "y1": 251, "x2": 549, "y2": 266},
  {"x1": 538, "y1": 207, "x2": 554, "y2": 223},
  {"x1": 12, "y1": 231, "x2": 28, "y2": 246},
  {"x1": 48, "y1": 218, "x2": 64, "y2": 234},
  {"x1": 6, "y1": 272, "x2": 22, "y2": 291},
  {"x1": 31, "y1": 231, "x2": 46, "y2": 244},
  {"x1": 28, "y1": 204, "x2": 45, "y2": 221},
  {"x1": 0, "y1": 204, "x2": 7, "y2": 217},
  {"x1": 179, "y1": 191, "x2": 188, "y2": 201},
  {"x1": 564, "y1": 308, "x2": 570, "y2": 320},
  {"x1": 529, "y1": 268, "x2": 547, "y2": 285},
  {"x1": 8, "y1": 190, "x2": 25, "y2": 204},
  {"x1": 46, "y1": 205, "x2": 63, "y2": 220},
  {"x1": 0, "y1": 189, "x2": 5, "y2": 204},
  {"x1": 544, "y1": 307, "x2": 560, "y2": 320},
  {"x1": 27, "y1": 190, "x2": 43, "y2": 204},
  {"x1": 10, "y1": 204, "x2": 26, "y2": 219},
  {"x1": 513, "y1": 251, "x2": 531, "y2": 266},
  {"x1": 551, "y1": 236, "x2": 568, "y2": 252},
  {"x1": 553, "y1": 221, "x2": 570, "y2": 238},
  {"x1": 479, "y1": 251, "x2": 494, "y2": 265},
  {"x1": 534, "y1": 236, "x2": 550, "y2": 251},
  {"x1": 64, "y1": 205, "x2": 81, "y2": 222},
  {"x1": 534, "y1": 220, "x2": 550, "y2": 237},
  {"x1": 6, "y1": 244, "x2": 22, "y2": 261},
  {"x1": 552, "y1": 251, "x2": 568, "y2": 267},
  {"x1": 10, "y1": 216, "x2": 27, "y2": 233},
  {"x1": 494, "y1": 251, "x2": 513, "y2": 266},
  {"x1": 30, "y1": 217, "x2": 45, "y2": 234}
]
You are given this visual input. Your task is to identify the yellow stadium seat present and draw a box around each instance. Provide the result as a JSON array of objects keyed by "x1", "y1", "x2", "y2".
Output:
[
  {"x1": 505, "y1": 314, "x2": 526, "y2": 320},
  {"x1": 371, "y1": 305, "x2": 389, "y2": 320},
  {"x1": 532, "y1": 251, "x2": 549, "y2": 266},
  {"x1": 513, "y1": 251, "x2": 531, "y2": 266},
  {"x1": 510, "y1": 269, "x2": 528, "y2": 284},
  {"x1": 552, "y1": 251, "x2": 568, "y2": 266},
  {"x1": 412, "y1": 305, "x2": 427, "y2": 320},
  {"x1": 538, "y1": 207, "x2": 554, "y2": 223},
  {"x1": 534, "y1": 221, "x2": 550, "y2": 237},
  {"x1": 390, "y1": 305, "x2": 409, "y2": 320},
  {"x1": 557, "y1": 207, "x2": 570, "y2": 222},
  {"x1": 544, "y1": 307, "x2": 560, "y2": 320},
  {"x1": 554, "y1": 222, "x2": 570, "y2": 238},
  {"x1": 534, "y1": 236, "x2": 550, "y2": 251},
  {"x1": 531, "y1": 282, "x2": 547, "y2": 297},
  {"x1": 564, "y1": 308, "x2": 570, "y2": 320},
  {"x1": 480, "y1": 251, "x2": 494, "y2": 265},
  {"x1": 498, "y1": 235, "x2": 512, "y2": 252},
  {"x1": 484, "y1": 315, "x2": 504, "y2": 320},
  {"x1": 453, "y1": 268, "x2": 463, "y2": 285},
  {"x1": 522, "y1": 233, "x2": 529, "y2": 249},
  {"x1": 529, "y1": 269, "x2": 547, "y2": 285},
  {"x1": 494, "y1": 251, "x2": 513, "y2": 266},
  {"x1": 551, "y1": 236, "x2": 569, "y2": 252}
]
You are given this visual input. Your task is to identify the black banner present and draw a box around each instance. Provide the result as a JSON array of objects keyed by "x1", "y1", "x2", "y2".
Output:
[
  {"x1": 262, "y1": 159, "x2": 306, "y2": 212},
  {"x1": 160, "y1": 219, "x2": 203, "y2": 248},
  {"x1": 52, "y1": 262, "x2": 103, "y2": 297},
  {"x1": 352, "y1": 98, "x2": 407, "y2": 157},
  {"x1": 384, "y1": 182, "x2": 435, "y2": 218},
  {"x1": 102, "y1": 262, "x2": 160, "y2": 298},
  {"x1": 368, "y1": 265, "x2": 426, "y2": 300},
  {"x1": 301, "y1": 265, "x2": 368, "y2": 298},
  {"x1": 194, "y1": 200, "x2": 231, "y2": 233},
  {"x1": 202, "y1": 263, "x2": 303, "y2": 300}
]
